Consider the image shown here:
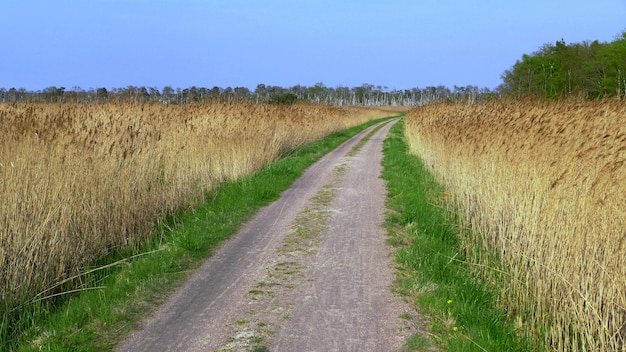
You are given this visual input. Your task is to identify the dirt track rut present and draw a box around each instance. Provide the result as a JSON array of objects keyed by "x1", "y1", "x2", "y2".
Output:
[{"x1": 116, "y1": 119, "x2": 417, "y2": 351}]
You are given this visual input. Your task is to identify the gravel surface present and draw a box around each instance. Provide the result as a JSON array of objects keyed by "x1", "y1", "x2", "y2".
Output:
[{"x1": 116, "y1": 119, "x2": 420, "y2": 352}]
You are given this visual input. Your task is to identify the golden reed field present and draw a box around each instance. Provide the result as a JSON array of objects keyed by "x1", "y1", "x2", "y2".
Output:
[
  {"x1": 405, "y1": 99, "x2": 626, "y2": 351},
  {"x1": 0, "y1": 102, "x2": 389, "y2": 305}
]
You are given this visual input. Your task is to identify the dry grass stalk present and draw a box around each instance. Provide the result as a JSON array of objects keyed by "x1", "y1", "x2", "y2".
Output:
[
  {"x1": 404, "y1": 99, "x2": 626, "y2": 351},
  {"x1": 0, "y1": 102, "x2": 388, "y2": 305}
]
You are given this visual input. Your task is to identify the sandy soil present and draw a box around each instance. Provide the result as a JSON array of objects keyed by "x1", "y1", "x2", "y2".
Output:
[{"x1": 116, "y1": 119, "x2": 420, "y2": 352}]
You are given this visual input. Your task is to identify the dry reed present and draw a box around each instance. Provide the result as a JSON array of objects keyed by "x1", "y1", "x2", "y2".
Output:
[
  {"x1": 405, "y1": 99, "x2": 626, "y2": 351},
  {"x1": 0, "y1": 102, "x2": 388, "y2": 305}
]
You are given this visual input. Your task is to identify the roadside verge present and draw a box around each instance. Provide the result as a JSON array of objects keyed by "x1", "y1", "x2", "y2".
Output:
[{"x1": 382, "y1": 121, "x2": 535, "y2": 351}]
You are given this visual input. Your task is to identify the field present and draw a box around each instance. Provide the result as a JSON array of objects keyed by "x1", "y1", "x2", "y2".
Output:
[
  {"x1": 405, "y1": 99, "x2": 626, "y2": 351},
  {"x1": 0, "y1": 102, "x2": 389, "y2": 307}
]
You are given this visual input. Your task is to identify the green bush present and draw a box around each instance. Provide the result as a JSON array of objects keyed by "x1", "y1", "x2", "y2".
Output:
[{"x1": 268, "y1": 92, "x2": 298, "y2": 105}]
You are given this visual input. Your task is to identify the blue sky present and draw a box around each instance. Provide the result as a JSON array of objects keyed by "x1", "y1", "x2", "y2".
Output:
[{"x1": 1, "y1": 0, "x2": 624, "y2": 91}]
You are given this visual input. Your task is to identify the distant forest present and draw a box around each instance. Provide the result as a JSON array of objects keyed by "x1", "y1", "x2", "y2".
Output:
[
  {"x1": 0, "y1": 83, "x2": 492, "y2": 106},
  {"x1": 2, "y1": 31, "x2": 625, "y2": 105},
  {"x1": 500, "y1": 31, "x2": 626, "y2": 98}
]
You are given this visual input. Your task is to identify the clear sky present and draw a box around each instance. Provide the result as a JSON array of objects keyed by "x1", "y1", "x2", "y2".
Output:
[{"x1": 1, "y1": 0, "x2": 624, "y2": 91}]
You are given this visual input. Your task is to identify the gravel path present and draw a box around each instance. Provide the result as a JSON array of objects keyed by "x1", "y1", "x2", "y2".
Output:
[{"x1": 116, "y1": 119, "x2": 417, "y2": 352}]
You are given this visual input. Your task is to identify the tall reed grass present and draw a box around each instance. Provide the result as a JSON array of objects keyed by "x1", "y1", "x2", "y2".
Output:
[
  {"x1": 405, "y1": 99, "x2": 626, "y2": 351},
  {"x1": 0, "y1": 102, "x2": 387, "y2": 306}
]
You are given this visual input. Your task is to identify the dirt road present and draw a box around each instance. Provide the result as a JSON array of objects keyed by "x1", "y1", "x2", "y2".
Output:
[{"x1": 116, "y1": 119, "x2": 417, "y2": 351}]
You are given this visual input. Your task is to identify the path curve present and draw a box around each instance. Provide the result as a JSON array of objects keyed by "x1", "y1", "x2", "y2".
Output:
[{"x1": 116, "y1": 119, "x2": 416, "y2": 351}]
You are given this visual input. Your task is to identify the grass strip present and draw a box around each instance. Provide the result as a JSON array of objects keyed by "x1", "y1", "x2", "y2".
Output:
[
  {"x1": 5, "y1": 115, "x2": 399, "y2": 352},
  {"x1": 346, "y1": 120, "x2": 388, "y2": 156},
  {"x1": 382, "y1": 120, "x2": 535, "y2": 351}
]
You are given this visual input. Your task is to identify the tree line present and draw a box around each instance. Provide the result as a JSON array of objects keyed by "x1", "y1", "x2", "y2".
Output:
[
  {"x1": 0, "y1": 83, "x2": 495, "y2": 106},
  {"x1": 500, "y1": 31, "x2": 626, "y2": 98}
]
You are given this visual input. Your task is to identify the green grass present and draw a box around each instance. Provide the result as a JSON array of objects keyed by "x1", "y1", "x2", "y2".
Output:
[
  {"x1": 382, "y1": 120, "x2": 535, "y2": 352},
  {"x1": 3, "y1": 115, "x2": 399, "y2": 352}
]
